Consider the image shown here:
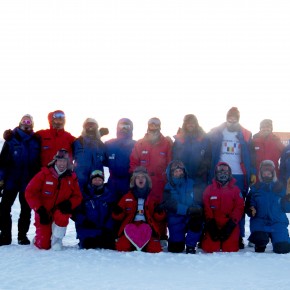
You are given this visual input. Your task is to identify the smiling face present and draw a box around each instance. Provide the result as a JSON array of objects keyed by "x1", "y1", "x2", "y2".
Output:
[{"x1": 55, "y1": 158, "x2": 68, "y2": 172}]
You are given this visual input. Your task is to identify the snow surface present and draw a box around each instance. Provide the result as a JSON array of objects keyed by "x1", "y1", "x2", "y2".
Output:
[{"x1": 1, "y1": 195, "x2": 290, "y2": 290}]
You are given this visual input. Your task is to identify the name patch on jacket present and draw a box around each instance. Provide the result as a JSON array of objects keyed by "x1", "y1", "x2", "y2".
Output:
[
  {"x1": 142, "y1": 151, "x2": 148, "y2": 154},
  {"x1": 210, "y1": 196, "x2": 217, "y2": 200},
  {"x1": 125, "y1": 198, "x2": 133, "y2": 201},
  {"x1": 46, "y1": 181, "x2": 53, "y2": 185}
]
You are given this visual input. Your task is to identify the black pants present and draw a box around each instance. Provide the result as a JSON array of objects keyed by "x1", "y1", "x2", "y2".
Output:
[{"x1": 0, "y1": 189, "x2": 31, "y2": 238}]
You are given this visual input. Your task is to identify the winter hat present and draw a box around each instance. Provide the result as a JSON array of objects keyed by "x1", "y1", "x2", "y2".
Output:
[
  {"x1": 182, "y1": 114, "x2": 199, "y2": 132},
  {"x1": 47, "y1": 148, "x2": 71, "y2": 167},
  {"x1": 260, "y1": 119, "x2": 273, "y2": 130},
  {"x1": 226, "y1": 107, "x2": 240, "y2": 121},
  {"x1": 259, "y1": 160, "x2": 277, "y2": 182},
  {"x1": 81, "y1": 118, "x2": 99, "y2": 137},
  {"x1": 117, "y1": 118, "x2": 133, "y2": 138},
  {"x1": 90, "y1": 169, "x2": 105, "y2": 182},
  {"x1": 130, "y1": 166, "x2": 152, "y2": 189},
  {"x1": 170, "y1": 160, "x2": 186, "y2": 175},
  {"x1": 48, "y1": 110, "x2": 65, "y2": 125},
  {"x1": 215, "y1": 162, "x2": 232, "y2": 185},
  {"x1": 148, "y1": 117, "x2": 161, "y2": 129},
  {"x1": 19, "y1": 114, "x2": 34, "y2": 127}
]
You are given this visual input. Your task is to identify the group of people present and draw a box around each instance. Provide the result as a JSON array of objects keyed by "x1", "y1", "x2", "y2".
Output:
[{"x1": 1, "y1": 107, "x2": 290, "y2": 254}]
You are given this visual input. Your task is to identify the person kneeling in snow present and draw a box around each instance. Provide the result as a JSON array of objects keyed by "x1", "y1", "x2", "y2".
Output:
[
  {"x1": 202, "y1": 162, "x2": 244, "y2": 253},
  {"x1": 112, "y1": 166, "x2": 166, "y2": 253},
  {"x1": 74, "y1": 170, "x2": 116, "y2": 250},
  {"x1": 25, "y1": 149, "x2": 82, "y2": 250},
  {"x1": 246, "y1": 160, "x2": 290, "y2": 254},
  {"x1": 159, "y1": 160, "x2": 203, "y2": 254}
]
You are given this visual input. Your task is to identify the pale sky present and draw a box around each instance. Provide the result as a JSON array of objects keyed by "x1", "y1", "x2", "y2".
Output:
[{"x1": 0, "y1": 0, "x2": 289, "y2": 141}]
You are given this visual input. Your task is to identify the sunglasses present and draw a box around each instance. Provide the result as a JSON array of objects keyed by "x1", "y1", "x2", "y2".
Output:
[
  {"x1": 21, "y1": 119, "x2": 32, "y2": 125},
  {"x1": 53, "y1": 112, "x2": 65, "y2": 119},
  {"x1": 118, "y1": 124, "x2": 131, "y2": 129},
  {"x1": 216, "y1": 165, "x2": 230, "y2": 171}
]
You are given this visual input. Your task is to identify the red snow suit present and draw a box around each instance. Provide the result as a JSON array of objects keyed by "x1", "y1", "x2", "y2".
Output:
[
  {"x1": 36, "y1": 127, "x2": 75, "y2": 167},
  {"x1": 25, "y1": 167, "x2": 82, "y2": 249},
  {"x1": 129, "y1": 133, "x2": 172, "y2": 202},
  {"x1": 202, "y1": 178, "x2": 244, "y2": 253},
  {"x1": 112, "y1": 191, "x2": 166, "y2": 253}
]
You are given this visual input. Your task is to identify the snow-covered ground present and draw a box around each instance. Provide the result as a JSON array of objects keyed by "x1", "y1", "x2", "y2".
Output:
[{"x1": 0, "y1": 199, "x2": 289, "y2": 290}]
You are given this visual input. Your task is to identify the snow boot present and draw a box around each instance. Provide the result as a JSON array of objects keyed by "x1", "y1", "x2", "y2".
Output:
[
  {"x1": 18, "y1": 235, "x2": 30, "y2": 245},
  {"x1": 186, "y1": 246, "x2": 196, "y2": 254},
  {"x1": 51, "y1": 222, "x2": 66, "y2": 251}
]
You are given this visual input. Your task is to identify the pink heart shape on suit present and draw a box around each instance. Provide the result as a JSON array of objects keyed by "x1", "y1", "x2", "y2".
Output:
[{"x1": 124, "y1": 223, "x2": 152, "y2": 251}]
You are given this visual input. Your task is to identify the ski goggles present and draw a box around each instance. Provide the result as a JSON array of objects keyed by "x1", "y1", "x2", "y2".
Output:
[
  {"x1": 118, "y1": 124, "x2": 131, "y2": 130},
  {"x1": 20, "y1": 119, "x2": 33, "y2": 125},
  {"x1": 216, "y1": 164, "x2": 230, "y2": 172},
  {"x1": 53, "y1": 111, "x2": 65, "y2": 119}
]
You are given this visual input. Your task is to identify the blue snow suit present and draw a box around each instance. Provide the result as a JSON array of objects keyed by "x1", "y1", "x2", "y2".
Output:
[
  {"x1": 246, "y1": 181, "x2": 290, "y2": 251},
  {"x1": 74, "y1": 183, "x2": 116, "y2": 249},
  {"x1": 0, "y1": 127, "x2": 40, "y2": 239},
  {"x1": 279, "y1": 144, "x2": 290, "y2": 186},
  {"x1": 162, "y1": 161, "x2": 203, "y2": 249},
  {"x1": 173, "y1": 128, "x2": 211, "y2": 184},
  {"x1": 105, "y1": 118, "x2": 136, "y2": 199},
  {"x1": 73, "y1": 136, "x2": 106, "y2": 193}
]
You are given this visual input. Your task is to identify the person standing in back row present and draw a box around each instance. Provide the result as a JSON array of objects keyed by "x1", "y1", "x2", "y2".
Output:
[
  {"x1": 0, "y1": 114, "x2": 41, "y2": 246},
  {"x1": 251, "y1": 119, "x2": 284, "y2": 181},
  {"x1": 208, "y1": 107, "x2": 254, "y2": 249}
]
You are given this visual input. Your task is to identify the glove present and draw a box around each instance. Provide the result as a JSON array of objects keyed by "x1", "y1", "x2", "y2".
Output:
[
  {"x1": 57, "y1": 200, "x2": 72, "y2": 214},
  {"x1": 219, "y1": 219, "x2": 236, "y2": 242},
  {"x1": 164, "y1": 199, "x2": 177, "y2": 213},
  {"x1": 112, "y1": 204, "x2": 123, "y2": 215},
  {"x1": 99, "y1": 127, "x2": 109, "y2": 137},
  {"x1": 154, "y1": 203, "x2": 165, "y2": 214},
  {"x1": 3, "y1": 129, "x2": 13, "y2": 141},
  {"x1": 36, "y1": 206, "x2": 51, "y2": 225},
  {"x1": 82, "y1": 219, "x2": 96, "y2": 229},
  {"x1": 250, "y1": 174, "x2": 256, "y2": 186},
  {"x1": 186, "y1": 206, "x2": 203, "y2": 217},
  {"x1": 206, "y1": 219, "x2": 220, "y2": 241}
]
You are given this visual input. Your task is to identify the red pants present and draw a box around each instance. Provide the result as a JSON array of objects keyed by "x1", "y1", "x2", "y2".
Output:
[
  {"x1": 34, "y1": 209, "x2": 70, "y2": 250},
  {"x1": 116, "y1": 234, "x2": 162, "y2": 253},
  {"x1": 202, "y1": 226, "x2": 240, "y2": 253}
]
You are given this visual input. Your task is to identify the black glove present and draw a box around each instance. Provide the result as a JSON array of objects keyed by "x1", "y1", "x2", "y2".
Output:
[
  {"x1": 36, "y1": 206, "x2": 51, "y2": 225},
  {"x1": 206, "y1": 219, "x2": 220, "y2": 241},
  {"x1": 186, "y1": 206, "x2": 203, "y2": 217},
  {"x1": 58, "y1": 200, "x2": 72, "y2": 214},
  {"x1": 219, "y1": 219, "x2": 236, "y2": 242},
  {"x1": 3, "y1": 129, "x2": 13, "y2": 141},
  {"x1": 164, "y1": 199, "x2": 177, "y2": 213},
  {"x1": 112, "y1": 204, "x2": 123, "y2": 215},
  {"x1": 154, "y1": 203, "x2": 165, "y2": 214},
  {"x1": 99, "y1": 127, "x2": 109, "y2": 137},
  {"x1": 82, "y1": 219, "x2": 96, "y2": 229}
]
